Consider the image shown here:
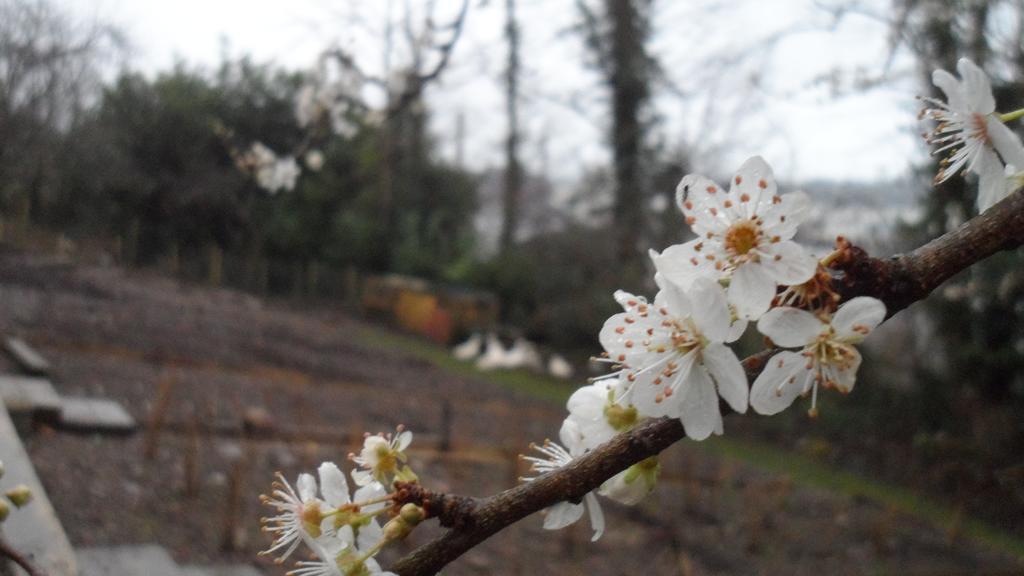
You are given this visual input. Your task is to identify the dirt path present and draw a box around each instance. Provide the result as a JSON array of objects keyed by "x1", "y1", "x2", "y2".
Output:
[{"x1": 0, "y1": 248, "x2": 1018, "y2": 575}]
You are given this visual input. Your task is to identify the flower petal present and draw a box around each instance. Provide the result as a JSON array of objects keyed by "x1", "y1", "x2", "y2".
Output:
[
  {"x1": 932, "y1": 68, "x2": 965, "y2": 111},
  {"x1": 584, "y1": 493, "x2": 605, "y2": 541},
  {"x1": 702, "y1": 343, "x2": 748, "y2": 414},
  {"x1": 729, "y1": 262, "x2": 776, "y2": 320},
  {"x1": 750, "y1": 351, "x2": 809, "y2": 415},
  {"x1": 987, "y1": 117, "x2": 1024, "y2": 168},
  {"x1": 763, "y1": 190, "x2": 811, "y2": 240},
  {"x1": 677, "y1": 174, "x2": 731, "y2": 236},
  {"x1": 650, "y1": 242, "x2": 718, "y2": 290},
  {"x1": 543, "y1": 501, "x2": 584, "y2": 531},
  {"x1": 297, "y1": 473, "x2": 318, "y2": 502},
  {"x1": 758, "y1": 306, "x2": 822, "y2": 347},
  {"x1": 957, "y1": 58, "x2": 995, "y2": 114},
  {"x1": 558, "y1": 418, "x2": 585, "y2": 457},
  {"x1": 728, "y1": 155, "x2": 778, "y2": 217},
  {"x1": 632, "y1": 349, "x2": 697, "y2": 418},
  {"x1": 726, "y1": 317, "x2": 748, "y2": 343},
  {"x1": 832, "y1": 297, "x2": 886, "y2": 340},
  {"x1": 688, "y1": 277, "x2": 730, "y2": 342},
  {"x1": 679, "y1": 365, "x2": 722, "y2": 441},
  {"x1": 317, "y1": 462, "x2": 351, "y2": 507},
  {"x1": 977, "y1": 150, "x2": 1012, "y2": 212},
  {"x1": 829, "y1": 347, "x2": 862, "y2": 393},
  {"x1": 758, "y1": 241, "x2": 817, "y2": 286},
  {"x1": 567, "y1": 383, "x2": 608, "y2": 421},
  {"x1": 656, "y1": 278, "x2": 692, "y2": 318}
]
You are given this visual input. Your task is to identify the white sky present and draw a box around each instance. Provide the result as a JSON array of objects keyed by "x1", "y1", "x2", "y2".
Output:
[{"x1": 68, "y1": 0, "x2": 928, "y2": 185}]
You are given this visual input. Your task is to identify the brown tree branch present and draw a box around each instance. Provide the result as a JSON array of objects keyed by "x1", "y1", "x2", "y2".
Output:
[{"x1": 389, "y1": 188, "x2": 1024, "y2": 576}]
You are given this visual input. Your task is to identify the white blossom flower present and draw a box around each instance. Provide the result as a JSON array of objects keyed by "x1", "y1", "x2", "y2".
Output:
[
  {"x1": 350, "y1": 427, "x2": 415, "y2": 487},
  {"x1": 290, "y1": 544, "x2": 395, "y2": 576},
  {"x1": 522, "y1": 419, "x2": 606, "y2": 541},
  {"x1": 750, "y1": 296, "x2": 886, "y2": 417},
  {"x1": 566, "y1": 377, "x2": 640, "y2": 450},
  {"x1": 316, "y1": 463, "x2": 388, "y2": 552},
  {"x1": 260, "y1": 471, "x2": 330, "y2": 562},
  {"x1": 923, "y1": 58, "x2": 1024, "y2": 212},
  {"x1": 599, "y1": 277, "x2": 748, "y2": 440},
  {"x1": 293, "y1": 476, "x2": 392, "y2": 576},
  {"x1": 651, "y1": 156, "x2": 818, "y2": 320},
  {"x1": 257, "y1": 156, "x2": 301, "y2": 194},
  {"x1": 244, "y1": 143, "x2": 301, "y2": 193},
  {"x1": 598, "y1": 457, "x2": 659, "y2": 505},
  {"x1": 305, "y1": 150, "x2": 326, "y2": 172}
]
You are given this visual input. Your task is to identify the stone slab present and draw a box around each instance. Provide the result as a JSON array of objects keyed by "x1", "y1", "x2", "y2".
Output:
[
  {"x1": 77, "y1": 544, "x2": 178, "y2": 576},
  {"x1": 59, "y1": 397, "x2": 136, "y2": 434},
  {"x1": 2, "y1": 339, "x2": 49, "y2": 376},
  {"x1": 0, "y1": 403, "x2": 78, "y2": 576},
  {"x1": 0, "y1": 376, "x2": 61, "y2": 423}
]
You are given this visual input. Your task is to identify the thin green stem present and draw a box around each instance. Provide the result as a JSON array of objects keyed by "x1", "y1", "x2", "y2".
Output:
[{"x1": 999, "y1": 108, "x2": 1024, "y2": 123}]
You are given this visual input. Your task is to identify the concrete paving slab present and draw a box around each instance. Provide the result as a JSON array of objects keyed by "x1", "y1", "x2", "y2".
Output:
[
  {"x1": 77, "y1": 544, "x2": 179, "y2": 576},
  {"x1": 59, "y1": 397, "x2": 136, "y2": 434},
  {"x1": 0, "y1": 403, "x2": 78, "y2": 576},
  {"x1": 2, "y1": 338, "x2": 49, "y2": 376}
]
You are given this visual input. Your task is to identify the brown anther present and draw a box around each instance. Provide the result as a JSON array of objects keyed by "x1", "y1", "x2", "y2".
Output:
[
  {"x1": 758, "y1": 179, "x2": 768, "y2": 189},
  {"x1": 740, "y1": 193, "x2": 750, "y2": 202}
]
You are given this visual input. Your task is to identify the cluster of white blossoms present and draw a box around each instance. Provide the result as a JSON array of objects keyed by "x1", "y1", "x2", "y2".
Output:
[
  {"x1": 260, "y1": 59, "x2": 1020, "y2": 567},
  {"x1": 260, "y1": 427, "x2": 424, "y2": 576},
  {"x1": 525, "y1": 60, "x2": 1024, "y2": 538},
  {"x1": 229, "y1": 51, "x2": 363, "y2": 195},
  {"x1": 921, "y1": 58, "x2": 1024, "y2": 212},
  {"x1": 523, "y1": 155, "x2": 889, "y2": 538},
  {"x1": 236, "y1": 142, "x2": 301, "y2": 194},
  {"x1": 295, "y1": 54, "x2": 364, "y2": 138}
]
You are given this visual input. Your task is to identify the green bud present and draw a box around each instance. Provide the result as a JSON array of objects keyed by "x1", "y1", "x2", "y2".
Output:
[
  {"x1": 382, "y1": 516, "x2": 413, "y2": 542},
  {"x1": 6, "y1": 485, "x2": 32, "y2": 508},
  {"x1": 395, "y1": 465, "x2": 419, "y2": 484},
  {"x1": 399, "y1": 503, "x2": 425, "y2": 526},
  {"x1": 0, "y1": 499, "x2": 9, "y2": 522}
]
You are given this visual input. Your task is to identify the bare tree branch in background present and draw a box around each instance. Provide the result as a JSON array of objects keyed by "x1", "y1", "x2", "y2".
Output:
[
  {"x1": 0, "y1": 0, "x2": 124, "y2": 220},
  {"x1": 499, "y1": 0, "x2": 522, "y2": 252}
]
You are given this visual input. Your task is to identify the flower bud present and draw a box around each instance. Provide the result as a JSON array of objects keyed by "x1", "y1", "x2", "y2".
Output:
[
  {"x1": 398, "y1": 503, "x2": 425, "y2": 526},
  {"x1": 0, "y1": 499, "x2": 8, "y2": 522},
  {"x1": 6, "y1": 485, "x2": 32, "y2": 508},
  {"x1": 382, "y1": 512, "x2": 413, "y2": 541}
]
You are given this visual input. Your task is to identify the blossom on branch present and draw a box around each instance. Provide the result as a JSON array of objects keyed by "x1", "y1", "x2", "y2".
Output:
[
  {"x1": 521, "y1": 420, "x2": 606, "y2": 541},
  {"x1": 259, "y1": 470, "x2": 332, "y2": 562},
  {"x1": 566, "y1": 377, "x2": 641, "y2": 450},
  {"x1": 750, "y1": 297, "x2": 886, "y2": 417},
  {"x1": 651, "y1": 156, "x2": 817, "y2": 320},
  {"x1": 350, "y1": 427, "x2": 416, "y2": 488},
  {"x1": 922, "y1": 58, "x2": 1024, "y2": 212},
  {"x1": 599, "y1": 277, "x2": 748, "y2": 440}
]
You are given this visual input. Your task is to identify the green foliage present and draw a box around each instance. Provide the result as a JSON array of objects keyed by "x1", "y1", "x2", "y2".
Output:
[{"x1": 23, "y1": 54, "x2": 480, "y2": 290}]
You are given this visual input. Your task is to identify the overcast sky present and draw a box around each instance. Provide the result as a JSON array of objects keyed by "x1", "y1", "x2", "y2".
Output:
[{"x1": 68, "y1": 0, "x2": 927, "y2": 186}]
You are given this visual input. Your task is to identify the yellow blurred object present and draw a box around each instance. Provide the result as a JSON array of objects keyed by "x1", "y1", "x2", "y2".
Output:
[{"x1": 361, "y1": 274, "x2": 498, "y2": 343}]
